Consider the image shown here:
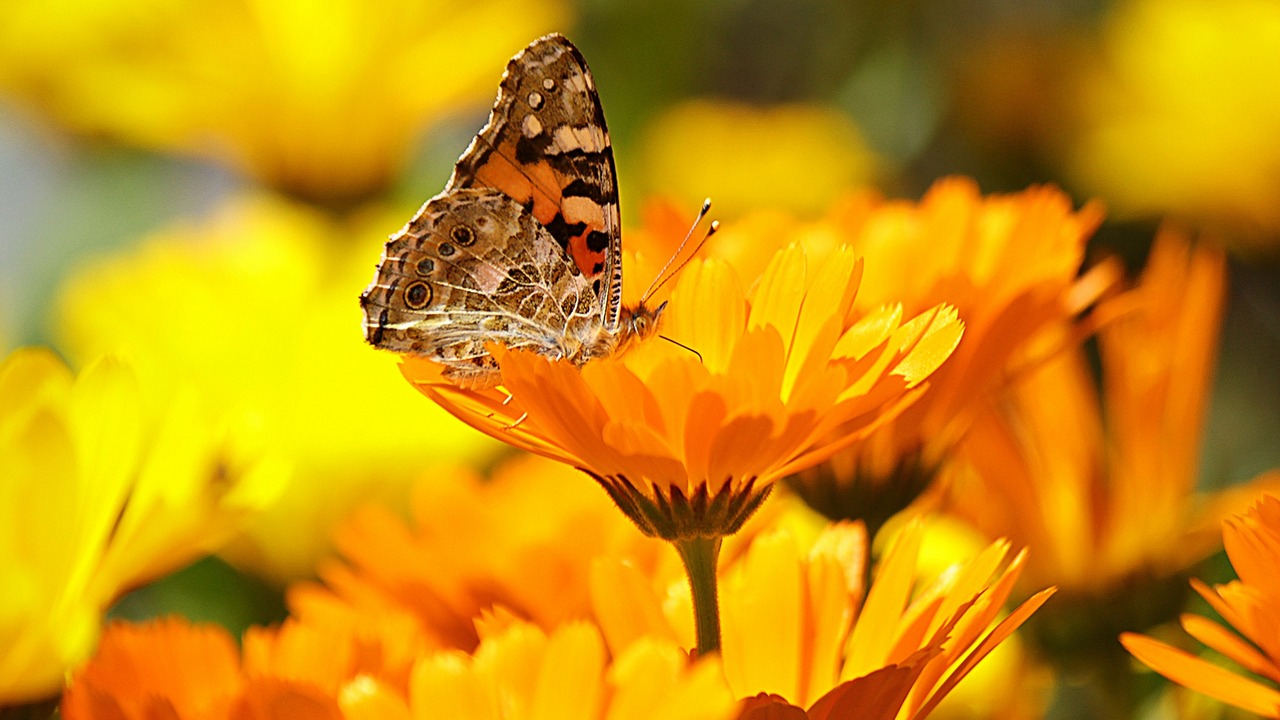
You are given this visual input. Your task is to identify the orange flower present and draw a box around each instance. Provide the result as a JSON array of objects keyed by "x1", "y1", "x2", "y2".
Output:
[
  {"x1": 62, "y1": 616, "x2": 738, "y2": 720},
  {"x1": 1122, "y1": 492, "x2": 1280, "y2": 717},
  {"x1": 593, "y1": 520, "x2": 1052, "y2": 718},
  {"x1": 630, "y1": 179, "x2": 1113, "y2": 534},
  {"x1": 402, "y1": 244, "x2": 962, "y2": 541},
  {"x1": 288, "y1": 455, "x2": 666, "y2": 652},
  {"x1": 945, "y1": 231, "x2": 1279, "y2": 596}
]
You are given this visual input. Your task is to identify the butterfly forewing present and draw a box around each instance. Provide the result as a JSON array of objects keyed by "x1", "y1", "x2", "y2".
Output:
[{"x1": 447, "y1": 33, "x2": 623, "y2": 330}]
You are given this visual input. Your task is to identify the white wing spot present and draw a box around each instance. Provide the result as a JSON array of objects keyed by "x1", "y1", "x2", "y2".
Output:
[
  {"x1": 527, "y1": 91, "x2": 544, "y2": 110},
  {"x1": 523, "y1": 114, "x2": 543, "y2": 138},
  {"x1": 542, "y1": 78, "x2": 555, "y2": 91}
]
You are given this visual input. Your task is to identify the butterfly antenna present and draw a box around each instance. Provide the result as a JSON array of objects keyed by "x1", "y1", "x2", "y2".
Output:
[
  {"x1": 659, "y1": 334, "x2": 704, "y2": 363},
  {"x1": 640, "y1": 198, "x2": 716, "y2": 303}
]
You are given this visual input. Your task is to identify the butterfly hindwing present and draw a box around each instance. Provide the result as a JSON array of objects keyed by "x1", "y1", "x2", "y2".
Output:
[
  {"x1": 447, "y1": 33, "x2": 623, "y2": 330},
  {"x1": 361, "y1": 188, "x2": 605, "y2": 388}
]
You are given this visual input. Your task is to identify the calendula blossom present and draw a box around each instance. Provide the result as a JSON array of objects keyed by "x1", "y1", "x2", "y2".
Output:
[
  {"x1": 0, "y1": 0, "x2": 568, "y2": 203},
  {"x1": 61, "y1": 616, "x2": 738, "y2": 720},
  {"x1": 404, "y1": 244, "x2": 961, "y2": 540},
  {"x1": 401, "y1": 238, "x2": 961, "y2": 654},
  {"x1": 628, "y1": 178, "x2": 1113, "y2": 536},
  {"x1": 592, "y1": 519, "x2": 1052, "y2": 718},
  {"x1": 1122, "y1": 492, "x2": 1280, "y2": 718},
  {"x1": 0, "y1": 348, "x2": 283, "y2": 706},
  {"x1": 54, "y1": 196, "x2": 497, "y2": 581},
  {"x1": 943, "y1": 231, "x2": 1280, "y2": 677},
  {"x1": 289, "y1": 453, "x2": 794, "y2": 654}
]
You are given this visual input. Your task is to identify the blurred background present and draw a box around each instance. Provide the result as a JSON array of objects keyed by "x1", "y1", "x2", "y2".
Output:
[{"x1": 2, "y1": 0, "x2": 1279, "y2": 717}]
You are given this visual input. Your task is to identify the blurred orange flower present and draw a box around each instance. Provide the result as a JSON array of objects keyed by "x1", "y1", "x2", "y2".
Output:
[
  {"x1": 633, "y1": 179, "x2": 1111, "y2": 533},
  {"x1": 946, "y1": 232, "x2": 1278, "y2": 595},
  {"x1": 1122, "y1": 492, "x2": 1280, "y2": 717},
  {"x1": 62, "y1": 616, "x2": 738, "y2": 720},
  {"x1": 288, "y1": 455, "x2": 665, "y2": 653},
  {"x1": 403, "y1": 244, "x2": 961, "y2": 541}
]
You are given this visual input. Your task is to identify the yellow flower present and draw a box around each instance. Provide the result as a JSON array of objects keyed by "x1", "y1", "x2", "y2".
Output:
[
  {"x1": 62, "y1": 617, "x2": 738, "y2": 720},
  {"x1": 0, "y1": 348, "x2": 282, "y2": 705},
  {"x1": 594, "y1": 519, "x2": 1052, "y2": 717},
  {"x1": 368, "y1": 621, "x2": 738, "y2": 720},
  {"x1": 0, "y1": 0, "x2": 568, "y2": 203},
  {"x1": 657, "y1": 178, "x2": 1111, "y2": 534},
  {"x1": 636, "y1": 100, "x2": 878, "y2": 219},
  {"x1": 1120, "y1": 492, "x2": 1280, "y2": 717},
  {"x1": 943, "y1": 231, "x2": 1280, "y2": 660},
  {"x1": 1067, "y1": 0, "x2": 1280, "y2": 251},
  {"x1": 54, "y1": 196, "x2": 497, "y2": 581},
  {"x1": 404, "y1": 244, "x2": 961, "y2": 542}
]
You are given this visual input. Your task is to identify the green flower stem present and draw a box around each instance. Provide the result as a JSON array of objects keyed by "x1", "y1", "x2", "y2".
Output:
[{"x1": 674, "y1": 535, "x2": 723, "y2": 656}]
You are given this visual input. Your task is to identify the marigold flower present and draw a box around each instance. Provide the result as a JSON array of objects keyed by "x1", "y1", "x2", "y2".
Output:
[
  {"x1": 1067, "y1": 0, "x2": 1280, "y2": 250},
  {"x1": 54, "y1": 196, "x2": 497, "y2": 581},
  {"x1": 639, "y1": 178, "x2": 1111, "y2": 534},
  {"x1": 0, "y1": 348, "x2": 282, "y2": 705},
  {"x1": 404, "y1": 244, "x2": 961, "y2": 541},
  {"x1": 63, "y1": 617, "x2": 738, "y2": 720},
  {"x1": 289, "y1": 453, "x2": 793, "y2": 654},
  {"x1": 593, "y1": 519, "x2": 1052, "y2": 717},
  {"x1": 1121, "y1": 492, "x2": 1280, "y2": 718},
  {"x1": 943, "y1": 231, "x2": 1280, "y2": 663},
  {"x1": 401, "y1": 241, "x2": 959, "y2": 656},
  {"x1": 0, "y1": 0, "x2": 568, "y2": 203},
  {"x1": 289, "y1": 455, "x2": 664, "y2": 652}
]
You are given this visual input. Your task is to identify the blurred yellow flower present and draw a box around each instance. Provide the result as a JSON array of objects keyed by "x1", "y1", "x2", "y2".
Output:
[
  {"x1": 0, "y1": 0, "x2": 568, "y2": 203},
  {"x1": 0, "y1": 348, "x2": 282, "y2": 705},
  {"x1": 644, "y1": 178, "x2": 1110, "y2": 534},
  {"x1": 54, "y1": 196, "x2": 497, "y2": 581},
  {"x1": 1122, "y1": 492, "x2": 1280, "y2": 718},
  {"x1": 637, "y1": 100, "x2": 878, "y2": 218},
  {"x1": 944, "y1": 231, "x2": 1280, "y2": 655},
  {"x1": 1068, "y1": 0, "x2": 1280, "y2": 250},
  {"x1": 594, "y1": 519, "x2": 1052, "y2": 717},
  {"x1": 403, "y1": 243, "x2": 961, "y2": 543},
  {"x1": 62, "y1": 616, "x2": 738, "y2": 720}
]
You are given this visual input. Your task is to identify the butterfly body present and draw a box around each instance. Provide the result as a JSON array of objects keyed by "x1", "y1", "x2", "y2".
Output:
[{"x1": 361, "y1": 34, "x2": 661, "y2": 388}]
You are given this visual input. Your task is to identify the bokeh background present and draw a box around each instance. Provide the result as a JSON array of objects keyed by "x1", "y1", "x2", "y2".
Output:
[{"x1": 2, "y1": 0, "x2": 1279, "y2": 718}]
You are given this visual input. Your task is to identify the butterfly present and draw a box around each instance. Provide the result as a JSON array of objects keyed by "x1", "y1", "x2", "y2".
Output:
[{"x1": 360, "y1": 34, "x2": 664, "y2": 388}]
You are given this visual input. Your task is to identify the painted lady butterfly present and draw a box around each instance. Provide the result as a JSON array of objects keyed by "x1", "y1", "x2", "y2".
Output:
[{"x1": 361, "y1": 34, "x2": 662, "y2": 388}]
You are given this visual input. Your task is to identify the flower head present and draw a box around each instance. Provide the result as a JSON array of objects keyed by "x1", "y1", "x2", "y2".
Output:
[
  {"x1": 1122, "y1": 491, "x2": 1280, "y2": 717},
  {"x1": 943, "y1": 230, "x2": 1280, "y2": 669},
  {"x1": 54, "y1": 196, "x2": 496, "y2": 581},
  {"x1": 0, "y1": 0, "x2": 568, "y2": 202},
  {"x1": 402, "y1": 243, "x2": 961, "y2": 540},
  {"x1": 649, "y1": 179, "x2": 1110, "y2": 532},
  {"x1": 0, "y1": 348, "x2": 282, "y2": 705},
  {"x1": 61, "y1": 616, "x2": 738, "y2": 720},
  {"x1": 592, "y1": 518, "x2": 1052, "y2": 717}
]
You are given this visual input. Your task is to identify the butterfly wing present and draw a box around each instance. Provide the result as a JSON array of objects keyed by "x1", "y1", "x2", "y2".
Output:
[
  {"x1": 447, "y1": 33, "x2": 623, "y2": 331},
  {"x1": 361, "y1": 188, "x2": 606, "y2": 388}
]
